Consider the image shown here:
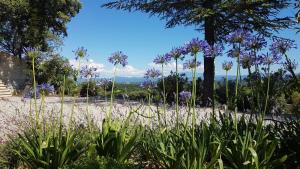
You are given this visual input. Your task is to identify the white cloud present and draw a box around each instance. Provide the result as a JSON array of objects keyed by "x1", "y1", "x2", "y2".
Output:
[
  {"x1": 69, "y1": 59, "x2": 144, "y2": 77},
  {"x1": 69, "y1": 60, "x2": 205, "y2": 78},
  {"x1": 114, "y1": 65, "x2": 145, "y2": 77}
]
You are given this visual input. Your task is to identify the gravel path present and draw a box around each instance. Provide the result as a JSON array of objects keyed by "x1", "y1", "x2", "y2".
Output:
[{"x1": 0, "y1": 96, "x2": 222, "y2": 143}]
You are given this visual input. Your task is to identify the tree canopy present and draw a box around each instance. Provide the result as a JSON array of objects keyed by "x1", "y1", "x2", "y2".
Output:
[
  {"x1": 0, "y1": 0, "x2": 81, "y2": 58},
  {"x1": 103, "y1": 0, "x2": 295, "y2": 42},
  {"x1": 102, "y1": 0, "x2": 297, "y2": 105}
]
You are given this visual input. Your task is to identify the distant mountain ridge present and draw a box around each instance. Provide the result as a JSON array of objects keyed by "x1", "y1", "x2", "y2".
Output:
[{"x1": 113, "y1": 74, "x2": 245, "y2": 84}]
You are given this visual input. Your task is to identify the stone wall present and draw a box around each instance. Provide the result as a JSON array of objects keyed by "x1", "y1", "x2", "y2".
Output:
[{"x1": 0, "y1": 52, "x2": 28, "y2": 90}]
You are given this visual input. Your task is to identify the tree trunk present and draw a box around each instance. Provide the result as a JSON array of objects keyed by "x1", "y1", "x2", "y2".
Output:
[{"x1": 203, "y1": 3, "x2": 215, "y2": 107}]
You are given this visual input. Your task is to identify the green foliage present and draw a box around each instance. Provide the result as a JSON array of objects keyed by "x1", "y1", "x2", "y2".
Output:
[
  {"x1": 0, "y1": 0, "x2": 81, "y2": 57},
  {"x1": 0, "y1": 141, "x2": 20, "y2": 169},
  {"x1": 11, "y1": 128, "x2": 88, "y2": 169},
  {"x1": 271, "y1": 120, "x2": 300, "y2": 169},
  {"x1": 94, "y1": 119, "x2": 143, "y2": 163},
  {"x1": 62, "y1": 156, "x2": 137, "y2": 169},
  {"x1": 37, "y1": 55, "x2": 76, "y2": 90},
  {"x1": 80, "y1": 81, "x2": 100, "y2": 97},
  {"x1": 291, "y1": 91, "x2": 300, "y2": 113},
  {"x1": 115, "y1": 83, "x2": 146, "y2": 99},
  {"x1": 220, "y1": 116, "x2": 286, "y2": 169},
  {"x1": 157, "y1": 72, "x2": 189, "y2": 104},
  {"x1": 144, "y1": 124, "x2": 221, "y2": 169}
]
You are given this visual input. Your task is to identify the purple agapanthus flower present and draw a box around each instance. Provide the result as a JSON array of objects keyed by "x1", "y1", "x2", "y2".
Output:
[
  {"x1": 227, "y1": 48, "x2": 247, "y2": 58},
  {"x1": 74, "y1": 47, "x2": 87, "y2": 60},
  {"x1": 39, "y1": 83, "x2": 55, "y2": 93},
  {"x1": 185, "y1": 38, "x2": 209, "y2": 55},
  {"x1": 108, "y1": 51, "x2": 128, "y2": 67},
  {"x1": 96, "y1": 78, "x2": 112, "y2": 88},
  {"x1": 140, "y1": 80, "x2": 157, "y2": 89},
  {"x1": 23, "y1": 87, "x2": 40, "y2": 99},
  {"x1": 222, "y1": 61, "x2": 233, "y2": 71},
  {"x1": 257, "y1": 53, "x2": 282, "y2": 65},
  {"x1": 168, "y1": 46, "x2": 189, "y2": 59},
  {"x1": 246, "y1": 36, "x2": 267, "y2": 50},
  {"x1": 179, "y1": 91, "x2": 192, "y2": 101},
  {"x1": 144, "y1": 68, "x2": 161, "y2": 79},
  {"x1": 270, "y1": 37, "x2": 296, "y2": 56},
  {"x1": 225, "y1": 29, "x2": 252, "y2": 45},
  {"x1": 153, "y1": 54, "x2": 171, "y2": 65},
  {"x1": 183, "y1": 59, "x2": 201, "y2": 70},
  {"x1": 240, "y1": 52, "x2": 256, "y2": 68},
  {"x1": 204, "y1": 43, "x2": 224, "y2": 58},
  {"x1": 80, "y1": 64, "x2": 99, "y2": 79}
]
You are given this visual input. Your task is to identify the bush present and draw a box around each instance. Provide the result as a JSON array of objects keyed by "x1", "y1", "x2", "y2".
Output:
[
  {"x1": 80, "y1": 81, "x2": 100, "y2": 97},
  {"x1": 157, "y1": 72, "x2": 189, "y2": 104}
]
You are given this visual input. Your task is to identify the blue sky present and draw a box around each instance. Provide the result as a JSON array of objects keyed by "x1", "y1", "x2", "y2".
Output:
[{"x1": 60, "y1": 0, "x2": 300, "y2": 77}]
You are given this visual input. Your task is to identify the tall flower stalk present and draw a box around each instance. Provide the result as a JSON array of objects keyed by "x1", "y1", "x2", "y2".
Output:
[
  {"x1": 153, "y1": 54, "x2": 171, "y2": 125},
  {"x1": 204, "y1": 43, "x2": 223, "y2": 114},
  {"x1": 184, "y1": 38, "x2": 207, "y2": 139},
  {"x1": 108, "y1": 51, "x2": 128, "y2": 124},
  {"x1": 226, "y1": 29, "x2": 252, "y2": 130},
  {"x1": 69, "y1": 47, "x2": 87, "y2": 133},
  {"x1": 222, "y1": 61, "x2": 233, "y2": 108},
  {"x1": 144, "y1": 68, "x2": 161, "y2": 126},
  {"x1": 141, "y1": 80, "x2": 157, "y2": 127},
  {"x1": 168, "y1": 47, "x2": 187, "y2": 129},
  {"x1": 183, "y1": 58, "x2": 201, "y2": 138},
  {"x1": 28, "y1": 51, "x2": 39, "y2": 128}
]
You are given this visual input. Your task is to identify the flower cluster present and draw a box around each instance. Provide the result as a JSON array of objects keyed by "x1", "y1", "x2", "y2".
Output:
[
  {"x1": 183, "y1": 59, "x2": 201, "y2": 70},
  {"x1": 167, "y1": 46, "x2": 188, "y2": 59},
  {"x1": 144, "y1": 68, "x2": 161, "y2": 79},
  {"x1": 23, "y1": 83, "x2": 55, "y2": 99},
  {"x1": 80, "y1": 64, "x2": 99, "y2": 79},
  {"x1": 225, "y1": 29, "x2": 252, "y2": 44},
  {"x1": 140, "y1": 80, "x2": 157, "y2": 89},
  {"x1": 108, "y1": 51, "x2": 128, "y2": 67},
  {"x1": 227, "y1": 48, "x2": 247, "y2": 58},
  {"x1": 184, "y1": 38, "x2": 208, "y2": 55},
  {"x1": 179, "y1": 91, "x2": 192, "y2": 102},
  {"x1": 39, "y1": 83, "x2": 55, "y2": 93},
  {"x1": 222, "y1": 61, "x2": 233, "y2": 71},
  {"x1": 240, "y1": 52, "x2": 256, "y2": 68},
  {"x1": 270, "y1": 37, "x2": 296, "y2": 56},
  {"x1": 96, "y1": 78, "x2": 112, "y2": 88},
  {"x1": 153, "y1": 54, "x2": 171, "y2": 65},
  {"x1": 257, "y1": 53, "x2": 282, "y2": 65},
  {"x1": 204, "y1": 43, "x2": 224, "y2": 58},
  {"x1": 74, "y1": 47, "x2": 87, "y2": 60},
  {"x1": 246, "y1": 36, "x2": 267, "y2": 50}
]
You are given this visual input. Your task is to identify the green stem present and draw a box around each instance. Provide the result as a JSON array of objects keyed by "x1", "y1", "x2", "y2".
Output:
[
  {"x1": 192, "y1": 54, "x2": 197, "y2": 140},
  {"x1": 32, "y1": 56, "x2": 38, "y2": 128},
  {"x1": 284, "y1": 53, "x2": 298, "y2": 81},
  {"x1": 175, "y1": 58, "x2": 179, "y2": 129},
  {"x1": 68, "y1": 59, "x2": 81, "y2": 137},
  {"x1": 148, "y1": 92, "x2": 151, "y2": 127},
  {"x1": 225, "y1": 70, "x2": 229, "y2": 107},
  {"x1": 59, "y1": 75, "x2": 66, "y2": 141},
  {"x1": 161, "y1": 64, "x2": 166, "y2": 126},
  {"x1": 109, "y1": 67, "x2": 117, "y2": 124},
  {"x1": 234, "y1": 53, "x2": 241, "y2": 130},
  {"x1": 263, "y1": 64, "x2": 271, "y2": 116}
]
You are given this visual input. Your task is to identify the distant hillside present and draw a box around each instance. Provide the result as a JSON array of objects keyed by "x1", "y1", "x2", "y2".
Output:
[
  {"x1": 113, "y1": 74, "x2": 244, "y2": 84},
  {"x1": 80, "y1": 74, "x2": 246, "y2": 84}
]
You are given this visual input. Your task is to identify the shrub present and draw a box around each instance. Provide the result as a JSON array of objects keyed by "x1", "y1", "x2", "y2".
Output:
[
  {"x1": 80, "y1": 81, "x2": 100, "y2": 97},
  {"x1": 157, "y1": 72, "x2": 189, "y2": 104}
]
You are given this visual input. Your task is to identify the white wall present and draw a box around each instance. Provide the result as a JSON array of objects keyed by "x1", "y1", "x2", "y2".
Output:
[{"x1": 0, "y1": 52, "x2": 28, "y2": 90}]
